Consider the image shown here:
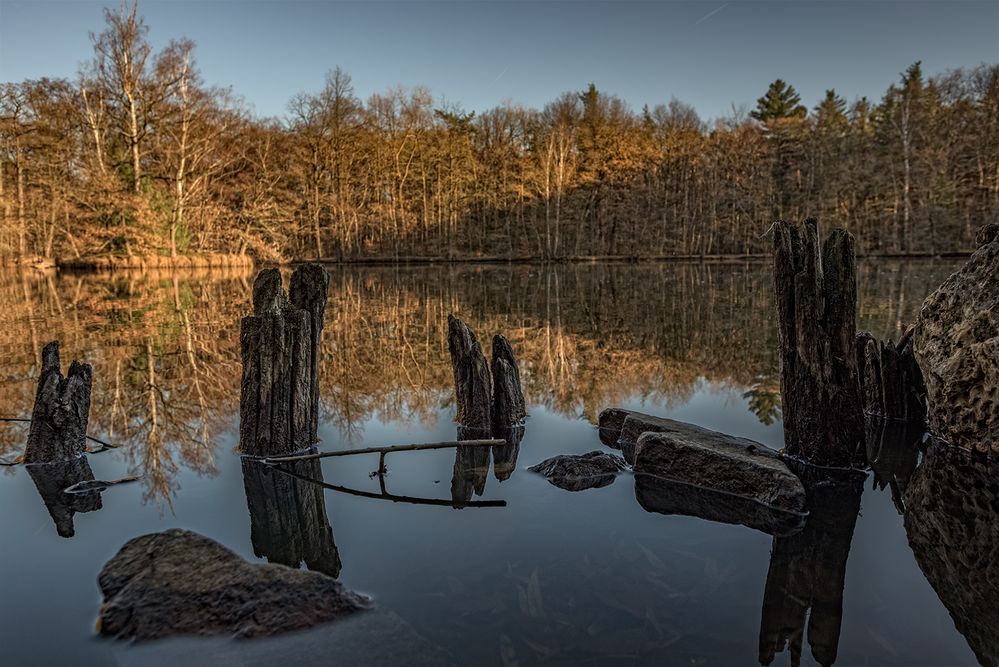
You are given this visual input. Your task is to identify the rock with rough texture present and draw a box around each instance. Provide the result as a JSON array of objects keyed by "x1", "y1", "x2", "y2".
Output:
[
  {"x1": 24, "y1": 341, "x2": 93, "y2": 463},
  {"x1": 446, "y1": 316, "x2": 492, "y2": 431},
  {"x1": 635, "y1": 473, "x2": 806, "y2": 536},
  {"x1": 773, "y1": 219, "x2": 865, "y2": 467},
  {"x1": 634, "y1": 429, "x2": 807, "y2": 515},
  {"x1": 904, "y1": 440, "x2": 999, "y2": 667},
  {"x1": 528, "y1": 451, "x2": 627, "y2": 491},
  {"x1": 241, "y1": 456, "x2": 342, "y2": 577},
  {"x1": 240, "y1": 265, "x2": 329, "y2": 457},
  {"x1": 97, "y1": 529, "x2": 369, "y2": 641},
  {"x1": 491, "y1": 334, "x2": 526, "y2": 429},
  {"x1": 914, "y1": 227, "x2": 999, "y2": 452},
  {"x1": 26, "y1": 457, "x2": 102, "y2": 538}
]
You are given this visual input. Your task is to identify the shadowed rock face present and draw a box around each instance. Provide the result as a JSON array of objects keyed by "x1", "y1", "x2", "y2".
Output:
[
  {"x1": 241, "y1": 456, "x2": 342, "y2": 578},
  {"x1": 97, "y1": 529, "x2": 369, "y2": 641},
  {"x1": 759, "y1": 465, "x2": 866, "y2": 667},
  {"x1": 904, "y1": 441, "x2": 999, "y2": 667},
  {"x1": 25, "y1": 456, "x2": 102, "y2": 538},
  {"x1": 529, "y1": 451, "x2": 627, "y2": 492},
  {"x1": 915, "y1": 227, "x2": 999, "y2": 453}
]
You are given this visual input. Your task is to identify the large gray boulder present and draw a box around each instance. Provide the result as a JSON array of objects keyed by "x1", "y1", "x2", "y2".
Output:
[
  {"x1": 529, "y1": 451, "x2": 627, "y2": 491},
  {"x1": 915, "y1": 225, "x2": 999, "y2": 453},
  {"x1": 98, "y1": 529, "x2": 369, "y2": 640}
]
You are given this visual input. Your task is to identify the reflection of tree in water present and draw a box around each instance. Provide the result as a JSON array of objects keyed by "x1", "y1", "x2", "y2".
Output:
[
  {"x1": 25, "y1": 457, "x2": 103, "y2": 537},
  {"x1": 743, "y1": 370, "x2": 782, "y2": 426},
  {"x1": 0, "y1": 268, "x2": 250, "y2": 507},
  {"x1": 0, "y1": 261, "x2": 955, "y2": 503}
]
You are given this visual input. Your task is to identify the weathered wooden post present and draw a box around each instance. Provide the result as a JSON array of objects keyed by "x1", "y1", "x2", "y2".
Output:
[
  {"x1": 491, "y1": 334, "x2": 527, "y2": 429},
  {"x1": 773, "y1": 219, "x2": 864, "y2": 467},
  {"x1": 856, "y1": 329, "x2": 927, "y2": 423},
  {"x1": 446, "y1": 315, "x2": 492, "y2": 431},
  {"x1": 239, "y1": 265, "x2": 329, "y2": 457},
  {"x1": 24, "y1": 341, "x2": 93, "y2": 463}
]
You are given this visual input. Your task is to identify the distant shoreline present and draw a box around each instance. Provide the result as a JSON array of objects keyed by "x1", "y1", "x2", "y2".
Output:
[{"x1": 1, "y1": 250, "x2": 972, "y2": 273}]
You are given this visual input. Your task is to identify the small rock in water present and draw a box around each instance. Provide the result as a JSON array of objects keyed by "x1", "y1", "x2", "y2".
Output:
[
  {"x1": 529, "y1": 451, "x2": 627, "y2": 491},
  {"x1": 97, "y1": 529, "x2": 370, "y2": 640}
]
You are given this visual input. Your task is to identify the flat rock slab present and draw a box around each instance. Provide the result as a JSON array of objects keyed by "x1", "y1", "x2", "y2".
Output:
[
  {"x1": 635, "y1": 431, "x2": 806, "y2": 515},
  {"x1": 635, "y1": 473, "x2": 806, "y2": 536},
  {"x1": 98, "y1": 529, "x2": 370, "y2": 641},
  {"x1": 599, "y1": 408, "x2": 806, "y2": 514},
  {"x1": 529, "y1": 451, "x2": 627, "y2": 491}
]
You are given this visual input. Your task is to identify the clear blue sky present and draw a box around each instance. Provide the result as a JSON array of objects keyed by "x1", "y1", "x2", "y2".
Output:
[{"x1": 2, "y1": 0, "x2": 997, "y2": 121}]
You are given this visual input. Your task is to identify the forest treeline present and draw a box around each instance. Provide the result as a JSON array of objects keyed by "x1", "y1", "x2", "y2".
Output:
[{"x1": 1, "y1": 2, "x2": 997, "y2": 263}]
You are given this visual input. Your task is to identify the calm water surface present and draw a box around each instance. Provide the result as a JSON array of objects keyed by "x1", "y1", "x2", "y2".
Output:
[{"x1": 0, "y1": 260, "x2": 985, "y2": 666}]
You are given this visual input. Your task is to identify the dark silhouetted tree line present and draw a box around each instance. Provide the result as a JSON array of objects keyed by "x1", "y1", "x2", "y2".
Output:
[{"x1": 1, "y1": 3, "x2": 996, "y2": 263}]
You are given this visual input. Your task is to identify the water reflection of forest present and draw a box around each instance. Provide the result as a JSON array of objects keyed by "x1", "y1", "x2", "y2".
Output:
[{"x1": 0, "y1": 260, "x2": 958, "y2": 503}]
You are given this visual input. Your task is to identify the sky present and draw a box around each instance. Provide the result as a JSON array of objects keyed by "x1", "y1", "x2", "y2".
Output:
[{"x1": 1, "y1": 0, "x2": 997, "y2": 122}]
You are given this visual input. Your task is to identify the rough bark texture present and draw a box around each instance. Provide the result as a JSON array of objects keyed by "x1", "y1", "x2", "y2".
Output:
[
  {"x1": 24, "y1": 341, "x2": 93, "y2": 463},
  {"x1": 25, "y1": 456, "x2": 102, "y2": 538},
  {"x1": 914, "y1": 226, "x2": 999, "y2": 453},
  {"x1": 904, "y1": 440, "x2": 999, "y2": 667},
  {"x1": 773, "y1": 219, "x2": 865, "y2": 467},
  {"x1": 528, "y1": 451, "x2": 626, "y2": 491},
  {"x1": 758, "y1": 464, "x2": 865, "y2": 667},
  {"x1": 634, "y1": 473, "x2": 806, "y2": 537},
  {"x1": 491, "y1": 334, "x2": 526, "y2": 429},
  {"x1": 97, "y1": 529, "x2": 369, "y2": 641},
  {"x1": 856, "y1": 331, "x2": 927, "y2": 422},
  {"x1": 446, "y1": 316, "x2": 492, "y2": 430},
  {"x1": 634, "y1": 429, "x2": 807, "y2": 514},
  {"x1": 240, "y1": 265, "x2": 329, "y2": 457},
  {"x1": 241, "y1": 455, "x2": 341, "y2": 578}
]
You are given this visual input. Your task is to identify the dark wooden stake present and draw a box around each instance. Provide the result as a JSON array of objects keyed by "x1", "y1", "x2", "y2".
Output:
[
  {"x1": 447, "y1": 315, "x2": 492, "y2": 430},
  {"x1": 239, "y1": 265, "x2": 329, "y2": 457},
  {"x1": 773, "y1": 219, "x2": 864, "y2": 467},
  {"x1": 24, "y1": 341, "x2": 93, "y2": 464},
  {"x1": 856, "y1": 328, "x2": 927, "y2": 423},
  {"x1": 492, "y1": 334, "x2": 527, "y2": 429}
]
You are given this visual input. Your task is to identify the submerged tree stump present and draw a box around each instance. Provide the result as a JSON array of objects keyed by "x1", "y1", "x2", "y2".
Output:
[
  {"x1": 856, "y1": 329, "x2": 927, "y2": 423},
  {"x1": 24, "y1": 341, "x2": 93, "y2": 463},
  {"x1": 239, "y1": 265, "x2": 329, "y2": 457},
  {"x1": 773, "y1": 219, "x2": 864, "y2": 467},
  {"x1": 447, "y1": 316, "x2": 493, "y2": 431}
]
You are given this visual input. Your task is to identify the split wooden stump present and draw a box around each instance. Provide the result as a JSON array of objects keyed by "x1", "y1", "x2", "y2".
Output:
[
  {"x1": 239, "y1": 265, "x2": 330, "y2": 457},
  {"x1": 773, "y1": 219, "x2": 865, "y2": 468},
  {"x1": 856, "y1": 328, "x2": 927, "y2": 423},
  {"x1": 24, "y1": 341, "x2": 93, "y2": 464}
]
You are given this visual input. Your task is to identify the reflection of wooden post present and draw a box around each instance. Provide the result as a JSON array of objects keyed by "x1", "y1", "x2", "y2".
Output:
[
  {"x1": 26, "y1": 457, "x2": 102, "y2": 538},
  {"x1": 24, "y1": 341, "x2": 93, "y2": 463},
  {"x1": 239, "y1": 266, "x2": 329, "y2": 457},
  {"x1": 241, "y1": 456, "x2": 341, "y2": 577},
  {"x1": 773, "y1": 219, "x2": 864, "y2": 467},
  {"x1": 451, "y1": 426, "x2": 493, "y2": 507},
  {"x1": 759, "y1": 466, "x2": 864, "y2": 667}
]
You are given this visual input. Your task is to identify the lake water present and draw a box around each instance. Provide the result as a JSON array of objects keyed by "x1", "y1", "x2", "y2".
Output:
[{"x1": 0, "y1": 260, "x2": 988, "y2": 666}]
